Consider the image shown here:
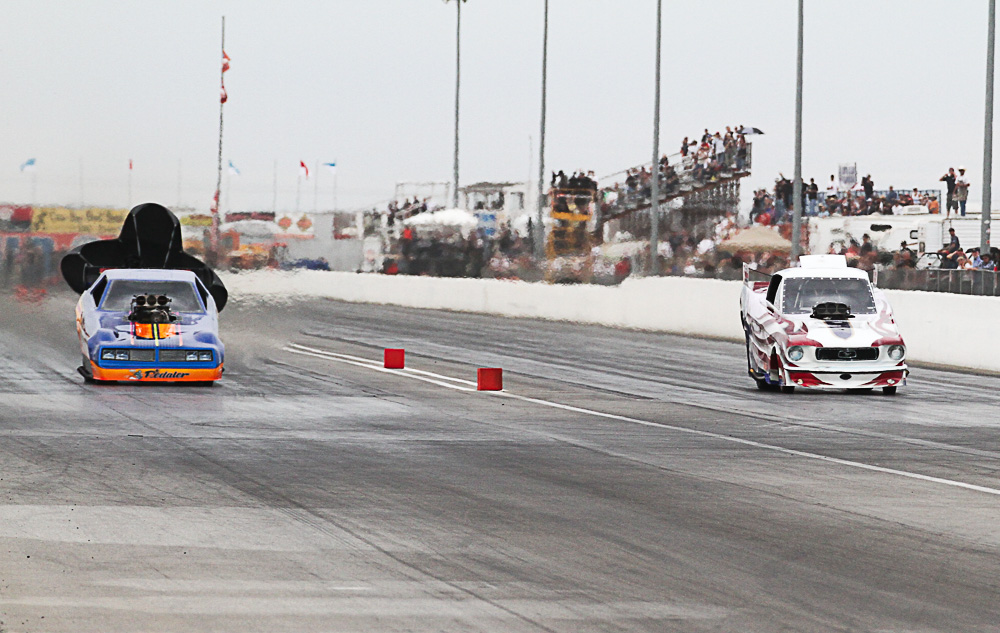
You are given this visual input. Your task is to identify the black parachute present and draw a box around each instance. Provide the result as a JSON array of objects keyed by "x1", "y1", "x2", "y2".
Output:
[{"x1": 60, "y1": 203, "x2": 228, "y2": 311}]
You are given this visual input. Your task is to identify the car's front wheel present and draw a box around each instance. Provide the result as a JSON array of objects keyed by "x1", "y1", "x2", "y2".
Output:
[
  {"x1": 78, "y1": 356, "x2": 97, "y2": 384},
  {"x1": 882, "y1": 386, "x2": 898, "y2": 395}
]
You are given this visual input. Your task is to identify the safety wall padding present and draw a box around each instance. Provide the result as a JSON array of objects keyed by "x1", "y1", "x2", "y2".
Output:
[{"x1": 222, "y1": 271, "x2": 998, "y2": 372}]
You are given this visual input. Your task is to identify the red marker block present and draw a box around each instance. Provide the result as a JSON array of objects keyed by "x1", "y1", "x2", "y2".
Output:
[
  {"x1": 384, "y1": 348, "x2": 405, "y2": 369},
  {"x1": 477, "y1": 368, "x2": 503, "y2": 391}
]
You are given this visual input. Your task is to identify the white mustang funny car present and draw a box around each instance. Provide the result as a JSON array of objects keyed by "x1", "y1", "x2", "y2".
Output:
[{"x1": 741, "y1": 255, "x2": 907, "y2": 394}]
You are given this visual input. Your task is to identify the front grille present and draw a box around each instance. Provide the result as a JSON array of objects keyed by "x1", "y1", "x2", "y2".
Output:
[
  {"x1": 160, "y1": 349, "x2": 213, "y2": 363},
  {"x1": 815, "y1": 347, "x2": 879, "y2": 361}
]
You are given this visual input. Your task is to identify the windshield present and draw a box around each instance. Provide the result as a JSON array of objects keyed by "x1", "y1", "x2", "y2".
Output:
[
  {"x1": 781, "y1": 277, "x2": 876, "y2": 315},
  {"x1": 99, "y1": 280, "x2": 205, "y2": 313}
]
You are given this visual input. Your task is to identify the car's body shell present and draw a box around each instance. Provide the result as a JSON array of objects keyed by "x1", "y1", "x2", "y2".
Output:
[
  {"x1": 76, "y1": 269, "x2": 224, "y2": 383},
  {"x1": 740, "y1": 255, "x2": 907, "y2": 391}
]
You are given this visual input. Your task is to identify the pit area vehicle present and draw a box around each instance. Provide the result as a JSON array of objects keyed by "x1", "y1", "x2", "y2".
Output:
[
  {"x1": 61, "y1": 203, "x2": 227, "y2": 384},
  {"x1": 740, "y1": 255, "x2": 907, "y2": 394}
]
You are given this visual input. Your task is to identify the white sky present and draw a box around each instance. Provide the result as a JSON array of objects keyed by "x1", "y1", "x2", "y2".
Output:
[{"x1": 0, "y1": 1, "x2": 995, "y2": 213}]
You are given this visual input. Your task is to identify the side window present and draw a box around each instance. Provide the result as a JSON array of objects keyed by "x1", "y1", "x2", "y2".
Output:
[
  {"x1": 90, "y1": 276, "x2": 108, "y2": 305},
  {"x1": 765, "y1": 274, "x2": 782, "y2": 306},
  {"x1": 194, "y1": 278, "x2": 210, "y2": 309}
]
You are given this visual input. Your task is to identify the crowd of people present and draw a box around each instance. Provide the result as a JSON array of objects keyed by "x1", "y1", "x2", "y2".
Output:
[
  {"x1": 383, "y1": 197, "x2": 438, "y2": 227},
  {"x1": 749, "y1": 172, "x2": 953, "y2": 225},
  {"x1": 550, "y1": 170, "x2": 599, "y2": 191},
  {"x1": 597, "y1": 125, "x2": 753, "y2": 220}
]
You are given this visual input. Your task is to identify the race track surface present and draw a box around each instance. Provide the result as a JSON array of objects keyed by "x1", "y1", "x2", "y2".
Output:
[{"x1": 2, "y1": 287, "x2": 1000, "y2": 632}]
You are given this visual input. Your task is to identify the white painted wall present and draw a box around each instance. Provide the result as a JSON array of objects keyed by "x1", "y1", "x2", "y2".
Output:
[{"x1": 221, "y1": 271, "x2": 999, "y2": 372}]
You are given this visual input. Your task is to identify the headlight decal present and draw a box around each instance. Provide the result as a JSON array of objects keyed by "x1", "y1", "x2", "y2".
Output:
[
  {"x1": 787, "y1": 346, "x2": 805, "y2": 362},
  {"x1": 100, "y1": 348, "x2": 216, "y2": 364}
]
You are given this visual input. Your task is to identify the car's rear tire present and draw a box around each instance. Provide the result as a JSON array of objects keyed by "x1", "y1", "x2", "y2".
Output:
[
  {"x1": 755, "y1": 378, "x2": 769, "y2": 390},
  {"x1": 882, "y1": 386, "x2": 898, "y2": 395}
]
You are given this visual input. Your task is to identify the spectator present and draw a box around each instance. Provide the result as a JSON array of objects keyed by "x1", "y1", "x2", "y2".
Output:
[
  {"x1": 735, "y1": 135, "x2": 748, "y2": 171},
  {"x1": 981, "y1": 252, "x2": 996, "y2": 271},
  {"x1": 862, "y1": 175, "x2": 874, "y2": 200},
  {"x1": 968, "y1": 247, "x2": 983, "y2": 268},
  {"x1": 806, "y1": 178, "x2": 819, "y2": 215},
  {"x1": 928, "y1": 196, "x2": 940, "y2": 214},
  {"x1": 886, "y1": 186, "x2": 898, "y2": 206},
  {"x1": 859, "y1": 233, "x2": 875, "y2": 257},
  {"x1": 940, "y1": 167, "x2": 958, "y2": 216},
  {"x1": 955, "y1": 167, "x2": 970, "y2": 216},
  {"x1": 895, "y1": 241, "x2": 915, "y2": 268},
  {"x1": 826, "y1": 174, "x2": 837, "y2": 199},
  {"x1": 939, "y1": 227, "x2": 962, "y2": 268},
  {"x1": 713, "y1": 132, "x2": 727, "y2": 167},
  {"x1": 680, "y1": 137, "x2": 690, "y2": 157}
]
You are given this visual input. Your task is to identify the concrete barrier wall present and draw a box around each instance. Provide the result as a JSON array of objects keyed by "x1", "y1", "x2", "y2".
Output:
[{"x1": 222, "y1": 271, "x2": 998, "y2": 372}]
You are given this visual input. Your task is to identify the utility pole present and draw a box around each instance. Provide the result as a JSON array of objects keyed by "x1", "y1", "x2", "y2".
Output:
[
  {"x1": 791, "y1": 0, "x2": 804, "y2": 262},
  {"x1": 535, "y1": 0, "x2": 549, "y2": 258},
  {"x1": 447, "y1": 0, "x2": 466, "y2": 208},
  {"x1": 983, "y1": 0, "x2": 996, "y2": 252},
  {"x1": 272, "y1": 159, "x2": 277, "y2": 214},
  {"x1": 210, "y1": 15, "x2": 227, "y2": 265},
  {"x1": 649, "y1": 0, "x2": 663, "y2": 275}
]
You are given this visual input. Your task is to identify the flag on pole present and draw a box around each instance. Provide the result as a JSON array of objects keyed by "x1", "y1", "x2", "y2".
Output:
[
  {"x1": 323, "y1": 161, "x2": 337, "y2": 174},
  {"x1": 222, "y1": 50, "x2": 231, "y2": 73},
  {"x1": 19, "y1": 158, "x2": 36, "y2": 172},
  {"x1": 299, "y1": 161, "x2": 309, "y2": 179},
  {"x1": 220, "y1": 84, "x2": 228, "y2": 104},
  {"x1": 228, "y1": 160, "x2": 241, "y2": 176},
  {"x1": 129, "y1": 159, "x2": 133, "y2": 171}
]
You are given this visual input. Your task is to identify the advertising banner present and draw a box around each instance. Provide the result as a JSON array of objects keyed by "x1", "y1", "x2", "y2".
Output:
[{"x1": 30, "y1": 207, "x2": 128, "y2": 235}]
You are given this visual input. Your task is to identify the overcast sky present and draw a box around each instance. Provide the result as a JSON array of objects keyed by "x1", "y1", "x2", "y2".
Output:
[{"x1": 0, "y1": 1, "x2": 995, "y2": 213}]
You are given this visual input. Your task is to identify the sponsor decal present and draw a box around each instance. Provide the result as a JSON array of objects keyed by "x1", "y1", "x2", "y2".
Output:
[
  {"x1": 129, "y1": 369, "x2": 191, "y2": 380},
  {"x1": 31, "y1": 207, "x2": 129, "y2": 234}
]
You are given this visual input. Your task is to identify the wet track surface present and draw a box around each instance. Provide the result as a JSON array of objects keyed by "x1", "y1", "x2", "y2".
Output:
[{"x1": 2, "y1": 288, "x2": 1000, "y2": 632}]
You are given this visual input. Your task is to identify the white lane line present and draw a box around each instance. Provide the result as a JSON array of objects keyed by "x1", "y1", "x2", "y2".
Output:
[
  {"x1": 288, "y1": 343, "x2": 479, "y2": 387},
  {"x1": 285, "y1": 344, "x2": 1000, "y2": 498},
  {"x1": 283, "y1": 346, "x2": 473, "y2": 391}
]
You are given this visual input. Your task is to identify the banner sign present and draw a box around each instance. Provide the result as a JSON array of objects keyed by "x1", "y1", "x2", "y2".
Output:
[
  {"x1": 30, "y1": 207, "x2": 128, "y2": 235},
  {"x1": 225, "y1": 211, "x2": 275, "y2": 222},
  {"x1": 180, "y1": 214, "x2": 213, "y2": 227},
  {"x1": 838, "y1": 163, "x2": 858, "y2": 188}
]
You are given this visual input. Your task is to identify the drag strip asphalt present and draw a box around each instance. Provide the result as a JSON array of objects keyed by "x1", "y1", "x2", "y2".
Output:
[{"x1": 2, "y1": 289, "x2": 1000, "y2": 632}]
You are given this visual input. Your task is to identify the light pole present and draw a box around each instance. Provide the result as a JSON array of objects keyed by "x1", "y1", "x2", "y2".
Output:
[
  {"x1": 983, "y1": 0, "x2": 996, "y2": 253},
  {"x1": 445, "y1": 0, "x2": 466, "y2": 209},
  {"x1": 790, "y1": 0, "x2": 804, "y2": 262},
  {"x1": 535, "y1": 0, "x2": 549, "y2": 259},
  {"x1": 649, "y1": 0, "x2": 663, "y2": 275}
]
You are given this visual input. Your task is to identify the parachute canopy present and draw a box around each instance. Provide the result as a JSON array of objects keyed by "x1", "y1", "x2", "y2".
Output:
[{"x1": 60, "y1": 203, "x2": 228, "y2": 311}]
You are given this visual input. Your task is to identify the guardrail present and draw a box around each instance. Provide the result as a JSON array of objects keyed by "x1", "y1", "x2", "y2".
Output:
[{"x1": 874, "y1": 268, "x2": 1000, "y2": 296}]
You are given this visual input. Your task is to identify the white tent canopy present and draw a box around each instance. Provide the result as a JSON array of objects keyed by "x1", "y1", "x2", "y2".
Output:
[{"x1": 402, "y1": 207, "x2": 478, "y2": 229}]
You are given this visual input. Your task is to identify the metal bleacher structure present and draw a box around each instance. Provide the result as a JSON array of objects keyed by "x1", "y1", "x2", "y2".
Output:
[{"x1": 596, "y1": 142, "x2": 753, "y2": 240}]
